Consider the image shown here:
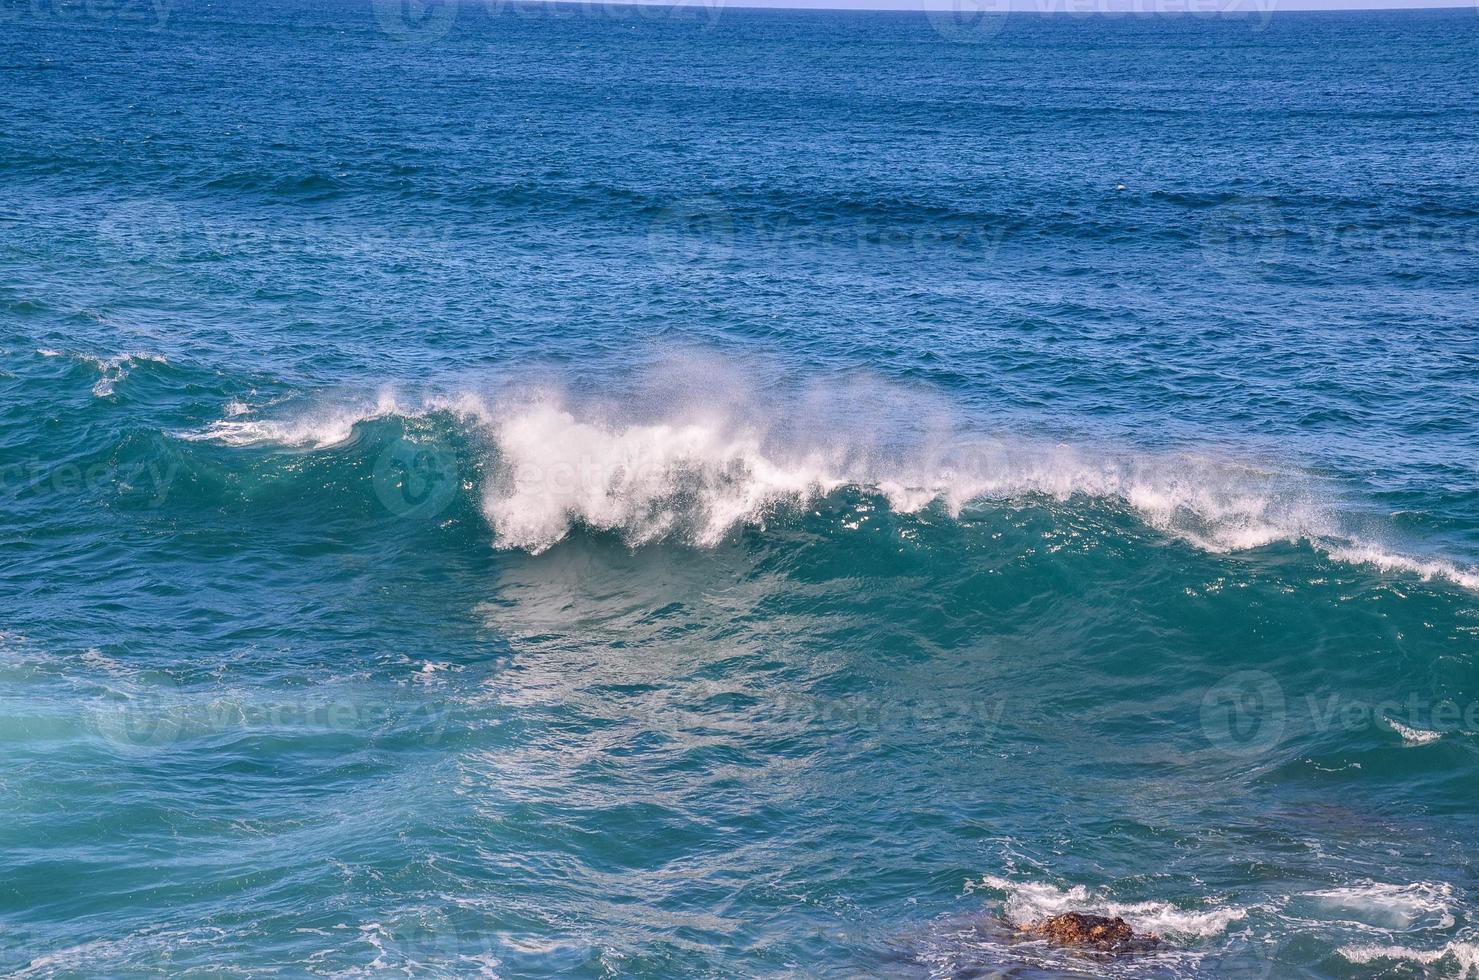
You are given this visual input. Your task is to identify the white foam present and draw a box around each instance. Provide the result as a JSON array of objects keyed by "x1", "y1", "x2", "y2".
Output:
[
  {"x1": 1385, "y1": 717, "x2": 1445, "y2": 746},
  {"x1": 475, "y1": 390, "x2": 1329, "y2": 557},
  {"x1": 1306, "y1": 881, "x2": 1455, "y2": 930},
  {"x1": 42, "y1": 350, "x2": 170, "y2": 398},
  {"x1": 972, "y1": 875, "x2": 1247, "y2": 939},
  {"x1": 182, "y1": 392, "x2": 407, "y2": 448},
  {"x1": 80, "y1": 648, "x2": 127, "y2": 675},
  {"x1": 483, "y1": 400, "x2": 847, "y2": 553},
  {"x1": 1339, "y1": 941, "x2": 1479, "y2": 975},
  {"x1": 181, "y1": 391, "x2": 494, "y2": 448},
  {"x1": 1328, "y1": 543, "x2": 1479, "y2": 593},
  {"x1": 476, "y1": 393, "x2": 1477, "y2": 591}
]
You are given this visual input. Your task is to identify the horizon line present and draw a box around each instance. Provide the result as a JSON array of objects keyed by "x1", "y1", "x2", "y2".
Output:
[{"x1": 521, "y1": 0, "x2": 1475, "y2": 12}]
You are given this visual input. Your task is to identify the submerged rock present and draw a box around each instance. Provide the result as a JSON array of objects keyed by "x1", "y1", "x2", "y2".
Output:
[{"x1": 1021, "y1": 912, "x2": 1159, "y2": 952}]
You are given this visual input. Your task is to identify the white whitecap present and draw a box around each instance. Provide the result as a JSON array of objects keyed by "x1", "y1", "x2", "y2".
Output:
[
  {"x1": 1385, "y1": 717, "x2": 1445, "y2": 746},
  {"x1": 971, "y1": 875, "x2": 1248, "y2": 939},
  {"x1": 181, "y1": 393, "x2": 406, "y2": 448},
  {"x1": 1305, "y1": 881, "x2": 1455, "y2": 930},
  {"x1": 1339, "y1": 941, "x2": 1479, "y2": 975}
]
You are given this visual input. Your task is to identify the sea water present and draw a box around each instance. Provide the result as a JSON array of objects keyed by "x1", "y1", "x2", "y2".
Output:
[{"x1": 2, "y1": 2, "x2": 1478, "y2": 975}]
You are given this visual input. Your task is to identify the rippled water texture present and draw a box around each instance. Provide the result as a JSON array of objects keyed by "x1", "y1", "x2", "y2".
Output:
[{"x1": 2, "y1": 2, "x2": 1478, "y2": 976}]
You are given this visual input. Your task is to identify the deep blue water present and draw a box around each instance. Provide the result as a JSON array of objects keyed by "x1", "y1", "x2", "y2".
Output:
[{"x1": 3, "y1": 1, "x2": 1479, "y2": 976}]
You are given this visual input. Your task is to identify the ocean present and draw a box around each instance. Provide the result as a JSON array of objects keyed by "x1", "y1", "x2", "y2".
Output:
[{"x1": 2, "y1": 0, "x2": 1478, "y2": 975}]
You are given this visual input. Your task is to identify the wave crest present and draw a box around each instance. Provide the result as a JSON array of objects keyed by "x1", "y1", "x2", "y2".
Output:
[
  {"x1": 484, "y1": 402, "x2": 844, "y2": 552},
  {"x1": 176, "y1": 380, "x2": 1479, "y2": 591}
]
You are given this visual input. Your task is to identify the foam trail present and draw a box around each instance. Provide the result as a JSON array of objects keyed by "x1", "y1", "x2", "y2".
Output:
[{"x1": 1339, "y1": 942, "x2": 1479, "y2": 975}]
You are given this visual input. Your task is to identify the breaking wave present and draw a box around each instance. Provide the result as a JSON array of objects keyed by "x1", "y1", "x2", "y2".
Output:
[
  {"x1": 1385, "y1": 717, "x2": 1447, "y2": 747},
  {"x1": 175, "y1": 378, "x2": 1479, "y2": 592}
]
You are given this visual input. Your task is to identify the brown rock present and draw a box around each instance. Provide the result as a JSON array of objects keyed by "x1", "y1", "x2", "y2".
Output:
[{"x1": 1021, "y1": 912, "x2": 1159, "y2": 951}]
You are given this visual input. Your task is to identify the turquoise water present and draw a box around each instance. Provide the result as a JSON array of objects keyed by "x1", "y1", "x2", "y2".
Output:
[{"x1": 3, "y1": 2, "x2": 1479, "y2": 976}]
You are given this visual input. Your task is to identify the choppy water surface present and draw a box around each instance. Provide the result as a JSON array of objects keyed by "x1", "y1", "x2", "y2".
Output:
[{"x1": 2, "y1": 2, "x2": 1478, "y2": 976}]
